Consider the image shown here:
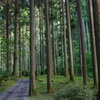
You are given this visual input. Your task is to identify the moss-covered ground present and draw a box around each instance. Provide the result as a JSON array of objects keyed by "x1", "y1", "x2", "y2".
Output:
[
  {"x1": 0, "y1": 75, "x2": 97, "y2": 100},
  {"x1": 31, "y1": 75, "x2": 96, "y2": 100},
  {"x1": 0, "y1": 77, "x2": 18, "y2": 93}
]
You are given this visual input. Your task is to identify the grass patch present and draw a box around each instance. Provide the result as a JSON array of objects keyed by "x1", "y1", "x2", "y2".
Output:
[
  {"x1": 0, "y1": 77, "x2": 18, "y2": 93},
  {"x1": 0, "y1": 75, "x2": 95, "y2": 100},
  {"x1": 30, "y1": 75, "x2": 94, "y2": 100}
]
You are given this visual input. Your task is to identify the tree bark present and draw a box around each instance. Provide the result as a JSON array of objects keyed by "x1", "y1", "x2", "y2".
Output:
[
  {"x1": 92, "y1": 0, "x2": 100, "y2": 99},
  {"x1": 29, "y1": 0, "x2": 38, "y2": 96},
  {"x1": 86, "y1": 0, "x2": 98, "y2": 87},
  {"x1": 65, "y1": 0, "x2": 75, "y2": 82},
  {"x1": 13, "y1": 0, "x2": 19, "y2": 76},
  {"x1": 76, "y1": 0, "x2": 88, "y2": 85},
  {"x1": 45, "y1": 0, "x2": 53, "y2": 93},
  {"x1": 6, "y1": 0, "x2": 10, "y2": 70},
  {"x1": 61, "y1": 0, "x2": 69, "y2": 77}
]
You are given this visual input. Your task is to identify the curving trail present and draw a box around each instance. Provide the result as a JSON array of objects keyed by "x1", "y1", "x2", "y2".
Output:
[{"x1": 0, "y1": 79, "x2": 34, "y2": 100}]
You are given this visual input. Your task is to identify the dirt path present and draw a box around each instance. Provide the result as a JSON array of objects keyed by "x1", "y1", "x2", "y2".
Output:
[{"x1": 0, "y1": 79, "x2": 34, "y2": 100}]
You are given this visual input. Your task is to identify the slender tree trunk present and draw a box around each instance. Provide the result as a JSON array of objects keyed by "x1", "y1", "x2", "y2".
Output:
[
  {"x1": 77, "y1": 14, "x2": 83, "y2": 76},
  {"x1": 45, "y1": 0, "x2": 53, "y2": 93},
  {"x1": 41, "y1": 21, "x2": 45, "y2": 74},
  {"x1": 83, "y1": 19, "x2": 87, "y2": 52},
  {"x1": 39, "y1": 8, "x2": 42, "y2": 74},
  {"x1": 55, "y1": 21, "x2": 59, "y2": 75},
  {"x1": 19, "y1": 23, "x2": 22, "y2": 77},
  {"x1": 13, "y1": 0, "x2": 19, "y2": 76},
  {"x1": 61, "y1": 0, "x2": 69, "y2": 77},
  {"x1": 60, "y1": 7, "x2": 64, "y2": 69},
  {"x1": 86, "y1": 22, "x2": 90, "y2": 51},
  {"x1": 29, "y1": 0, "x2": 38, "y2": 96},
  {"x1": 52, "y1": 21, "x2": 57, "y2": 75},
  {"x1": 86, "y1": 0, "x2": 98, "y2": 87},
  {"x1": 76, "y1": 0, "x2": 88, "y2": 85},
  {"x1": 6, "y1": 0, "x2": 10, "y2": 70},
  {"x1": 92, "y1": 0, "x2": 100, "y2": 99},
  {"x1": 65, "y1": 0, "x2": 75, "y2": 81}
]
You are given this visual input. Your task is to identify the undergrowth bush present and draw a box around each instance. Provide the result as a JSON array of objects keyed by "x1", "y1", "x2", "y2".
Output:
[
  {"x1": 54, "y1": 83, "x2": 93, "y2": 100},
  {"x1": 0, "y1": 69, "x2": 11, "y2": 81},
  {"x1": 22, "y1": 71, "x2": 30, "y2": 77}
]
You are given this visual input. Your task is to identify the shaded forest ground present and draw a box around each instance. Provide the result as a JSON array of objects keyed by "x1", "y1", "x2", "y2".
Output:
[{"x1": 0, "y1": 75, "x2": 97, "y2": 100}]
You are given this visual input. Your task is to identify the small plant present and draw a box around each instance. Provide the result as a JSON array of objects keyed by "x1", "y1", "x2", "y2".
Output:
[
  {"x1": 2, "y1": 69, "x2": 11, "y2": 78},
  {"x1": 0, "y1": 69, "x2": 11, "y2": 78},
  {"x1": 22, "y1": 71, "x2": 30, "y2": 77},
  {"x1": 54, "y1": 83, "x2": 93, "y2": 100},
  {"x1": 0, "y1": 69, "x2": 11, "y2": 82}
]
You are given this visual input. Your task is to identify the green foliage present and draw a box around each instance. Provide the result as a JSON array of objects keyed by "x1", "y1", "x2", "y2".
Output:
[
  {"x1": 0, "y1": 69, "x2": 11, "y2": 81},
  {"x1": 2, "y1": 70, "x2": 11, "y2": 78},
  {"x1": 86, "y1": 52, "x2": 92, "y2": 76},
  {"x1": 57, "y1": 57, "x2": 64, "y2": 75},
  {"x1": 54, "y1": 83, "x2": 93, "y2": 100},
  {"x1": 0, "y1": 78, "x2": 18, "y2": 93},
  {"x1": 57, "y1": 67, "x2": 64, "y2": 75},
  {"x1": 22, "y1": 71, "x2": 30, "y2": 77},
  {"x1": 74, "y1": 63, "x2": 81, "y2": 76}
]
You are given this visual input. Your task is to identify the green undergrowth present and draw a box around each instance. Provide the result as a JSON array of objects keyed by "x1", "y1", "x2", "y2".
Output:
[
  {"x1": 0, "y1": 75, "x2": 95, "y2": 100},
  {"x1": 0, "y1": 77, "x2": 18, "y2": 93},
  {"x1": 30, "y1": 75, "x2": 95, "y2": 100}
]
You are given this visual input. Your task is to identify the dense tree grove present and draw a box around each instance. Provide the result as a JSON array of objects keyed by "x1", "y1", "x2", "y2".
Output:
[{"x1": 0, "y1": 0, "x2": 100, "y2": 99}]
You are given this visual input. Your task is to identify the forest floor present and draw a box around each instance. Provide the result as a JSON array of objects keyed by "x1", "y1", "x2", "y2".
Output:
[
  {"x1": 0, "y1": 79, "x2": 33, "y2": 100},
  {"x1": 0, "y1": 75, "x2": 96, "y2": 100}
]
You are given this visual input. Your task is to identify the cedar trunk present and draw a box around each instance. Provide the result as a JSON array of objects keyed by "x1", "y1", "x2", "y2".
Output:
[
  {"x1": 45, "y1": 0, "x2": 53, "y2": 93},
  {"x1": 76, "y1": 0, "x2": 88, "y2": 85},
  {"x1": 13, "y1": 0, "x2": 18, "y2": 76},
  {"x1": 6, "y1": 0, "x2": 10, "y2": 70},
  {"x1": 92, "y1": 0, "x2": 100, "y2": 99},
  {"x1": 29, "y1": 0, "x2": 38, "y2": 96},
  {"x1": 61, "y1": 0, "x2": 69, "y2": 77},
  {"x1": 65, "y1": 0, "x2": 75, "y2": 82},
  {"x1": 87, "y1": 0, "x2": 98, "y2": 87}
]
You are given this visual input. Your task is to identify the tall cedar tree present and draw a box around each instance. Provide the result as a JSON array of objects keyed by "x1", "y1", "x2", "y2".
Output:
[
  {"x1": 13, "y1": 0, "x2": 18, "y2": 76},
  {"x1": 92, "y1": 0, "x2": 100, "y2": 99},
  {"x1": 86, "y1": 0, "x2": 98, "y2": 87},
  {"x1": 29, "y1": 0, "x2": 38, "y2": 96},
  {"x1": 61, "y1": 0, "x2": 69, "y2": 77},
  {"x1": 45, "y1": 0, "x2": 54, "y2": 93},
  {"x1": 65, "y1": 0, "x2": 75, "y2": 82},
  {"x1": 76, "y1": 0, "x2": 88, "y2": 85},
  {"x1": 6, "y1": 0, "x2": 10, "y2": 70}
]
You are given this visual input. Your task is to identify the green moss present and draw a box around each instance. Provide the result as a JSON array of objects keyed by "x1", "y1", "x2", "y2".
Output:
[
  {"x1": 31, "y1": 75, "x2": 94, "y2": 100},
  {"x1": 0, "y1": 75, "x2": 94, "y2": 100},
  {"x1": 0, "y1": 78, "x2": 18, "y2": 93},
  {"x1": 38, "y1": 79, "x2": 44, "y2": 82}
]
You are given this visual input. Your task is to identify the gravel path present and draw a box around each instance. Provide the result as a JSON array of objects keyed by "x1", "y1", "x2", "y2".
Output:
[{"x1": 0, "y1": 79, "x2": 34, "y2": 100}]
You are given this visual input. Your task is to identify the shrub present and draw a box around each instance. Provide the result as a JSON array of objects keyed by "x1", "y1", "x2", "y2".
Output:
[
  {"x1": 57, "y1": 66, "x2": 64, "y2": 75},
  {"x1": 0, "y1": 69, "x2": 11, "y2": 82},
  {"x1": 86, "y1": 52, "x2": 93, "y2": 76},
  {"x1": 22, "y1": 71, "x2": 30, "y2": 77},
  {"x1": 54, "y1": 83, "x2": 93, "y2": 100},
  {"x1": 0, "y1": 69, "x2": 11, "y2": 78},
  {"x1": 2, "y1": 69, "x2": 11, "y2": 78}
]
